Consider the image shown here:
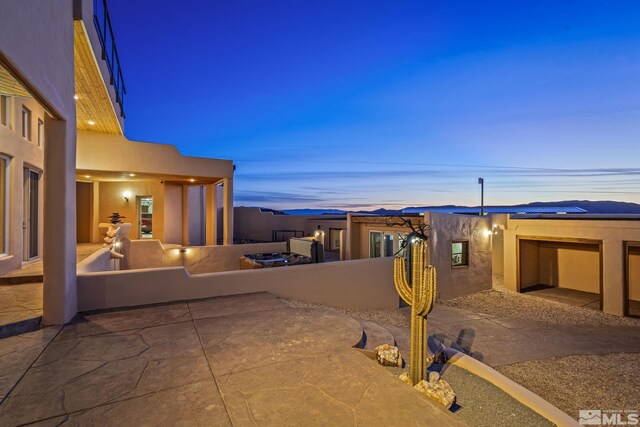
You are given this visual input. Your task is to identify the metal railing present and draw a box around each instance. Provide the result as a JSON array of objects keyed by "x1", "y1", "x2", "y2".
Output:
[{"x1": 93, "y1": 0, "x2": 126, "y2": 118}]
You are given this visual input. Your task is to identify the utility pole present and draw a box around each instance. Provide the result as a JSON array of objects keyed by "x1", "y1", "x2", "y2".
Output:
[{"x1": 478, "y1": 177, "x2": 484, "y2": 216}]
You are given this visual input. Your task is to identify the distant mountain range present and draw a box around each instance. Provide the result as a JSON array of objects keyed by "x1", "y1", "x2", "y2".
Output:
[{"x1": 277, "y1": 200, "x2": 640, "y2": 216}]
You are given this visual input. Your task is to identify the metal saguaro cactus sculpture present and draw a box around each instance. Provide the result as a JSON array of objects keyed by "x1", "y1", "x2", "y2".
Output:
[{"x1": 393, "y1": 239, "x2": 437, "y2": 384}]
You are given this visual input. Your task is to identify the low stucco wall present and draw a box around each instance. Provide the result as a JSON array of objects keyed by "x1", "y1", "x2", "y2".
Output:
[
  {"x1": 125, "y1": 240, "x2": 288, "y2": 273},
  {"x1": 76, "y1": 248, "x2": 112, "y2": 273},
  {"x1": 77, "y1": 257, "x2": 397, "y2": 312}
]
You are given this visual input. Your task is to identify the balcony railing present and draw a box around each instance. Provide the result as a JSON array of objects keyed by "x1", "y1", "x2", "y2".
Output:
[{"x1": 93, "y1": 0, "x2": 126, "y2": 118}]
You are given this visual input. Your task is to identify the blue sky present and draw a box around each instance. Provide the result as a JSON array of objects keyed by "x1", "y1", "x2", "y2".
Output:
[{"x1": 110, "y1": 0, "x2": 640, "y2": 210}]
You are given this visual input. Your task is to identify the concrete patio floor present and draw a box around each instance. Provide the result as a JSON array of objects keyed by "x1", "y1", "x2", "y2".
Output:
[
  {"x1": 0, "y1": 293, "x2": 464, "y2": 426},
  {"x1": 0, "y1": 244, "x2": 103, "y2": 337},
  {"x1": 521, "y1": 286, "x2": 601, "y2": 310}
]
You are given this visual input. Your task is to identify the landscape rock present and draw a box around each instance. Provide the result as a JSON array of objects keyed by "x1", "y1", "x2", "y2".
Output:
[
  {"x1": 374, "y1": 344, "x2": 402, "y2": 367},
  {"x1": 398, "y1": 372, "x2": 413, "y2": 386},
  {"x1": 414, "y1": 375, "x2": 456, "y2": 409}
]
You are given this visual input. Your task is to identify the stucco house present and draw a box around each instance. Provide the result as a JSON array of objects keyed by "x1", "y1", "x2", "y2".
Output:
[{"x1": 0, "y1": 0, "x2": 234, "y2": 324}]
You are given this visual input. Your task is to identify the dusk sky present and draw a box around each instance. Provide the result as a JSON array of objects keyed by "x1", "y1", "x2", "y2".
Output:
[{"x1": 110, "y1": 0, "x2": 640, "y2": 210}]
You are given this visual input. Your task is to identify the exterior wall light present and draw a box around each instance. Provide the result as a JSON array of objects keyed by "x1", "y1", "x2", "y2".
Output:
[
  {"x1": 313, "y1": 225, "x2": 325, "y2": 243},
  {"x1": 123, "y1": 191, "x2": 132, "y2": 202}
]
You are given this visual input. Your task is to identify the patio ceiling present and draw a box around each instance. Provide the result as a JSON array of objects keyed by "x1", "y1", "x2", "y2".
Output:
[{"x1": 74, "y1": 21, "x2": 123, "y2": 135}]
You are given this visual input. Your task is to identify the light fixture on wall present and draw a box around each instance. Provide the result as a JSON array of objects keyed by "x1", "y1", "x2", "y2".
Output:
[
  {"x1": 74, "y1": 94, "x2": 79, "y2": 100},
  {"x1": 87, "y1": 120, "x2": 95, "y2": 126},
  {"x1": 123, "y1": 191, "x2": 132, "y2": 202}
]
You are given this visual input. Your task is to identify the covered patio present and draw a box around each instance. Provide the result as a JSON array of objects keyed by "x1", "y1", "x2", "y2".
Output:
[{"x1": 75, "y1": 130, "x2": 234, "y2": 246}]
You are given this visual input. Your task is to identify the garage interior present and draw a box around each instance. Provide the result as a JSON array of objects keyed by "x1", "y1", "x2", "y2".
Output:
[
  {"x1": 518, "y1": 238, "x2": 602, "y2": 311},
  {"x1": 626, "y1": 243, "x2": 640, "y2": 317}
]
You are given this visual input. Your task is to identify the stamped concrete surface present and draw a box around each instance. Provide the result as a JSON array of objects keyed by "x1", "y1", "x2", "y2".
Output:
[
  {"x1": 0, "y1": 293, "x2": 464, "y2": 426},
  {"x1": 0, "y1": 283, "x2": 42, "y2": 330}
]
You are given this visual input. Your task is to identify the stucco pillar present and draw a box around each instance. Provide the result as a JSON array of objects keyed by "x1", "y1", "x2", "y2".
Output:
[
  {"x1": 43, "y1": 118, "x2": 77, "y2": 325},
  {"x1": 205, "y1": 183, "x2": 218, "y2": 245},
  {"x1": 602, "y1": 239, "x2": 624, "y2": 316},
  {"x1": 90, "y1": 181, "x2": 100, "y2": 243},
  {"x1": 182, "y1": 185, "x2": 189, "y2": 246},
  {"x1": 223, "y1": 178, "x2": 233, "y2": 245}
]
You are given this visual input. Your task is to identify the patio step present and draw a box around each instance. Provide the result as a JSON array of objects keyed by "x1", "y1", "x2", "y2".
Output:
[
  {"x1": 356, "y1": 319, "x2": 396, "y2": 351},
  {"x1": 0, "y1": 316, "x2": 42, "y2": 339}
]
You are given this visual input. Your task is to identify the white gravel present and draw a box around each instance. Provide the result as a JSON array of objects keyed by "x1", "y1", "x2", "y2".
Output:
[
  {"x1": 496, "y1": 353, "x2": 640, "y2": 419},
  {"x1": 445, "y1": 287, "x2": 640, "y2": 328}
]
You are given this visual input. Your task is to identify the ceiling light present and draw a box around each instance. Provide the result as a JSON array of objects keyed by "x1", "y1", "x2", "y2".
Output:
[
  {"x1": 74, "y1": 94, "x2": 79, "y2": 100},
  {"x1": 128, "y1": 173, "x2": 135, "y2": 177},
  {"x1": 189, "y1": 178, "x2": 195, "y2": 182},
  {"x1": 87, "y1": 120, "x2": 95, "y2": 125},
  {"x1": 84, "y1": 175, "x2": 91, "y2": 179}
]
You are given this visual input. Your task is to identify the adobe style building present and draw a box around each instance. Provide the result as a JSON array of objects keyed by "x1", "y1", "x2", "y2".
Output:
[{"x1": 0, "y1": 0, "x2": 234, "y2": 324}]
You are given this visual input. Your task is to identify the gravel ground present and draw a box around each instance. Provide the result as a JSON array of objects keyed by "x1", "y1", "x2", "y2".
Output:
[
  {"x1": 496, "y1": 353, "x2": 640, "y2": 420},
  {"x1": 380, "y1": 363, "x2": 553, "y2": 426},
  {"x1": 281, "y1": 298, "x2": 411, "y2": 327},
  {"x1": 445, "y1": 287, "x2": 640, "y2": 328}
]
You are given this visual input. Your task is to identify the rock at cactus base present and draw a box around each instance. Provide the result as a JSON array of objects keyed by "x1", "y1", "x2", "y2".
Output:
[
  {"x1": 398, "y1": 372, "x2": 414, "y2": 386},
  {"x1": 374, "y1": 344, "x2": 402, "y2": 367},
  {"x1": 413, "y1": 372, "x2": 456, "y2": 409}
]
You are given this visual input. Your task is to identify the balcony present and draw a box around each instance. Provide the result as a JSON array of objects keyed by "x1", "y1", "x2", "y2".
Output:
[
  {"x1": 92, "y1": 0, "x2": 126, "y2": 118},
  {"x1": 73, "y1": 0, "x2": 125, "y2": 134}
]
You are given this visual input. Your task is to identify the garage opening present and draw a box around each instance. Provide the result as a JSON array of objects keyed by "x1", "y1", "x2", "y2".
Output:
[
  {"x1": 626, "y1": 244, "x2": 640, "y2": 317},
  {"x1": 518, "y1": 238, "x2": 602, "y2": 311}
]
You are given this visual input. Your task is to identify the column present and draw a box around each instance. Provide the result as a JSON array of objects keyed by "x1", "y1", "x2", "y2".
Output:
[
  {"x1": 223, "y1": 177, "x2": 233, "y2": 245},
  {"x1": 182, "y1": 185, "x2": 189, "y2": 246},
  {"x1": 90, "y1": 181, "x2": 100, "y2": 243},
  {"x1": 43, "y1": 118, "x2": 77, "y2": 325},
  {"x1": 205, "y1": 183, "x2": 218, "y2": 245}
]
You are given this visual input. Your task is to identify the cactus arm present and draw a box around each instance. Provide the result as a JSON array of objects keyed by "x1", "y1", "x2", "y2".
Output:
[{"x1": 393, "y1": 257, "x2": 412, "y2": 305}]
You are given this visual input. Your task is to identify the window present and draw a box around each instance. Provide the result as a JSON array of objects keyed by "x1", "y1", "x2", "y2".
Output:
[
  {"x1": 370, "y1": 231, "x2": 382, "y2": 258},
  {"x1": 451, "y1": 241, "x2": 469, "y2": 267},
  {"x1": 369, "y1": 231, "x2": 408, "y2": 258},
  {"x1": 37, "y1": 119, "x2": 44, "y2": 147},
  {"x1": 0, "y1": 156, "x2": 8, "y2": 256},
  {"x1": 21, "y1": 106, "x2": 31, "y2": 140},
  {"x1": 0, "y1": 95, "x2": 10, "y2": 127}
]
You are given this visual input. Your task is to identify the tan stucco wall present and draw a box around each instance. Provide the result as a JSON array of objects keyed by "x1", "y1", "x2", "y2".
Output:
[
  {"x1": 346, "y1": 213, "x2": 493, "y2": 300},
  {"x1": 77, "y1": 256, "x2": 398, "y2": 312},
  {"x1": 629, "y1": 247, "x2": 640, "y2": 302},
  {"x1": 428, "y1": 212, "x2": 493, "y2": 300},
  {"x1": 77, "y1": 130, "x2": 233, "y2": 179},
  {"x1": 234, "y1": 207, "x2": 346, "y2": 250},
  {"x1": 502, "y1": 217, "x2": 640, "y2": 316},
  {"x1": 76, "y1": 181, "x2": 92, "y2": 243},
  {"x1": 519, "y1": 240, "x2": 540, "y2": 289},
  {"x1": 99, "y1": 180, "x2": 165, "y2": 242},
  {"x1": 539, "y1": 241, "x2": 600, "y2": 293},
  {"x1": 1, "y1": 0, "x2": 78, "y2": 324},
  {"x1": 163, "y1": 184, "x2": 182, "y2": 245}
]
